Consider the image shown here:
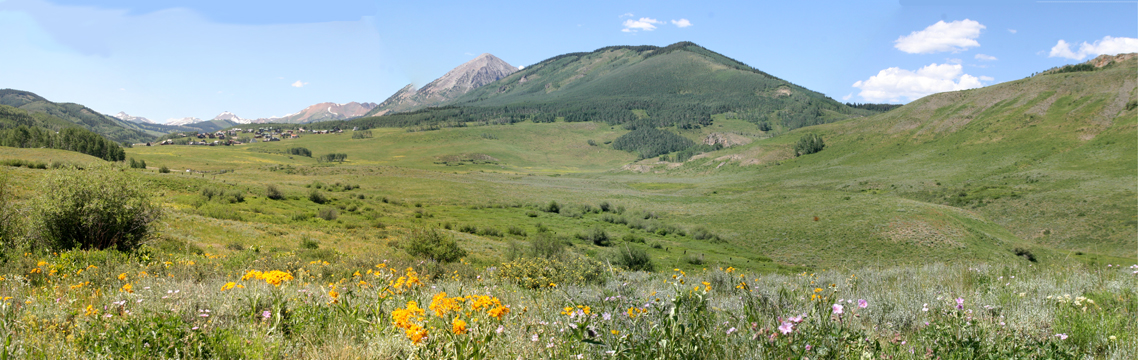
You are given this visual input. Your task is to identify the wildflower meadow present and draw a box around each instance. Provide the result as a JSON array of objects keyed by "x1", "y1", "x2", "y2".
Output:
[{"x1": 0, "y1": 247, "x2": 1133, "y2": 359}]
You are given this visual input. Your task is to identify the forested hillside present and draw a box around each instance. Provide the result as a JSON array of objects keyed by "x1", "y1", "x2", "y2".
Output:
[{"x1": 318, "y1": 42, "x2": 889, "y2": 133}]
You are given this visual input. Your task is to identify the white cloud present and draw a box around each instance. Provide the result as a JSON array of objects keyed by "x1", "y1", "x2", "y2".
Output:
[
  {"x1": 974, "y1": 53, "x2": 997, "y2": 61},
  {"x1": 979, "y1": 76, "x2": 994, "y2": 81},
  {"x1": 894, "y1": 19, "x2": 985, "y2": 54},
  {"x1": 841, "y1": 93, "x2": 853, "y2": 101},
  {"x1": 1049, "y1": 36, "x2": 1138, "y2": 60},
  {"x1": 1008, "y1": 29, "x2": 1017, "y2": 34},
  {"x1": 620, "y1": 13, "x2": 634, "y2": 18},
  {"x1": 671, "y1": 19, "x2": 692, "y2": 28},
  {"x1": 852, "y1": 63, "x2": 986, "y2": 103},
  {"x1": 622, "y1": 17, "x2": 662, "y2": 32},
  {"x1": 291, "y1": 80, "x2": 307, "y2": 88}
]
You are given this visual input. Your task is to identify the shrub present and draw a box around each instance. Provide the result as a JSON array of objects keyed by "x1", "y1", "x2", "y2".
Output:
[
  {"x1": 622, "y1": 233, "x2": 645, "y2": 243},
  {"x1": 458, "y1": 224, "x2": 477, "y2": 234},
  {"x1": 507, "y1": 225, "x2": 527, "y2": 237},
  {"x1": 287, "y1": 147, "x2": 312, "y2": 157},
  {"x1": 308, "y1": 190, "x2": 328, "y2": 204},
  {"x1": 598, "y1": 201, "x2": 612, "y2": 212},
  {"x1": 615, "y1": 246, "x2": 654, "y2": 271},
  {"x1": 530, "y1": 232, "x2": 565, "y2": 259},
  {"x1": 582, "y1": 226, "x2": 611, "y2": 247},
  {"x1": 318, "y1": 208, "x2": 339, "y2": 221},
  {"x1": 794, "y1": 133, "x2": 825, "y2": 156},
  {"x1": 158, "y1": 165, "x2": 170, "y2": 173},
  {"x1": 404, "y1": 228, "x2": 466, "y2": 263},
  {"x1": 29, "y1": 165, "x2": 162, "y2": 251},
  {"x1": 477, "y1": 227, "x2": 502, "y2": 237},
  {"x1": 266, "y1": 184, "x2": 284, "y2": 200},
  {"x1": 128, "y1": 158, "x2": 147, "y2": 169},
  {"x1": 222, "y1": 190, "x2": 244, "y2": 203},
  {"x1": 683, "y1": 253, "x2": 705, "y2": 265},
  {"x1": 691, "y1": 227, "x2": 724, "y2": 243},
  {"x1": 1014, "y1": 247, "x2": 1037, "y2": 262},
  {"x1": 497, "y1": 254, "x2": 606, "y2": 289},
  {"x1": 542, "y1": 200, "x2": 560, "y2": 213},
  {"x1": 300, "y1": 238, "x2": 320, "y2": 249}
]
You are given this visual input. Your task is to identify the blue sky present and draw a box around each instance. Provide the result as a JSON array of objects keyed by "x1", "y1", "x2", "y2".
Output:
[{"x1": 1, "y1": 0, "x2": 1135, "y2": 123}]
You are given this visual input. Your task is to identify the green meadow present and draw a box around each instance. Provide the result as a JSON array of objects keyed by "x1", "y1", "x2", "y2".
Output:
[{"x1": 0, "y1": 57, "x2": 1133, "y2": 359}]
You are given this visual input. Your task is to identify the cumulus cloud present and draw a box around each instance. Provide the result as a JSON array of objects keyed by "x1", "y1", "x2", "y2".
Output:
[
  {"x1": 671, "y1": 19, "x2": 692, "y2": 28},
  {"x1": 894, "y1": 19, "x2": 985, "y2": 54},
  {"x1": 291, "y1": 80, "x2": 307, "y2": 88},
  {"x1": 974, "y1": 54, "x2": 997, "y2": 61},
  {"x1": 852, "y1": 63, "x2": 986, "y2": 103},
  {"x1": 622, "y1": 17, "x2": 662, "y2": 32},
  {"x1": 1049, "y1": 36, "x2": 1138, "y2": 60},
  {"x1": 620, "y1": 13, "x2": 634, "y2": 18}
]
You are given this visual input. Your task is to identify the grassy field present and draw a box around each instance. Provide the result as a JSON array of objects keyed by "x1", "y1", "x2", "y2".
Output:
[{"x1": 0, "y1": 57, "x2": 1133, "y2": 359}]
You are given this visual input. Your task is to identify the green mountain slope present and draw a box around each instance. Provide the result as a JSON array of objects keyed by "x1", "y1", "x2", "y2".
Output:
[
  {"x1": 343, "y1": 42, "x2": 882, "y2": 131},
  {"x1": 665, "y1": 53, "x2": 1137, "y2": 260},
  {"x1": 0, "y1": 89, "x2": 232, "y2": 142},
  {"x1": 0, "y1": 89, "x2": 155, "y2": 143}
]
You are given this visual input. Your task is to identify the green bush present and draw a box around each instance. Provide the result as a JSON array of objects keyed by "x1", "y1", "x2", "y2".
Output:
[
  {"x1": 29, "y1": 165, "x2": 162, "y2": 251},
  {"x1": 318, "y1": 208, "x2": 338, "y2": 221},
  {"x1": 404, "y1": 228, "x2": 466, "y2": 263},
  {"x1": 158, "y1": 165, "x2": 170, "y2": 173},
  {"x1": 287, "y1": 147, "x2": 312, "y2": 157},
  {"x1": 580, "y1": 226, "x2": 611, "y2": 247},
  {"x1": 794, "y1": 133, "x2": 825, "y2": 156},
  {"x1": 542, "y1": 200, "x2": 560, "y2": 213},
  {"x1": 300, "y1": 238, "x2": 320, "y2": 249},
  {"x1": 308, "y1": 190, "x2": 328, "y2": 204},
  {"x1": 507, "y1": 225, "x2": 527, "y2": 237},
  {"x1": 615, "y1": 245, "x2": 654, "y2": 271},
  {"x1": 266, "y1": 184, "x2": 284, "y2": 200},
  {"x1": 530, "y1": 232, "x2": 565, "y2": 259}
]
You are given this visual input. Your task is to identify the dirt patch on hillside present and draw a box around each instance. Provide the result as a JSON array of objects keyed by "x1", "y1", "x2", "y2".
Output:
[
  {"x1": 703, "y1": 133, "x2": 753, "y2": 147},
  {"x1": 882, "y1": 218, "x2": 965, "y2": 248}
]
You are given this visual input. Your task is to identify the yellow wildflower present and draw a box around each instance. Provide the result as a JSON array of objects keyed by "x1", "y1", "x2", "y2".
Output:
[
  {"x1": 452, "y1": 318, "x2": 468, "y2": 335},
  {"x1": 120, "y1": 283, "x2": 133, "y2": 293},
  {"x1": 118, "y1": 273, "x2": 128, "y2": 281}
]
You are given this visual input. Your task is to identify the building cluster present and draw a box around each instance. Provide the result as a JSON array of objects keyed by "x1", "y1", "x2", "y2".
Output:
[{"x1": 147, "y1": 127, "x2": 344, "y2": 146}]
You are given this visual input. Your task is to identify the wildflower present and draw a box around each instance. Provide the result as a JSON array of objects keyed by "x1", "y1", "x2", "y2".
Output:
[
  {"x1": 85, "y1": 305, "x2": 98, "y2": 316},
  {"x1": 788, "y1": 313, "x2": 805, "y2": 323},
  {"x1": 120, "y1": 283, "x2": 133, "y2": 293},
  {"x1": 778, "y1": 321, "x2": 794, "y2": 334},
  {"x1": 488, "y1": 305, "x2": 510, "y2": 320},
  {"x1": 262, "y1": 310, "x2": 271, "y2": 319},
  {"x1": 832, "y1": 304, "x2": 844, "y2": 315},
  {"x1": 1055, "y1": 333, "x2": 1068, "y2": 340},
  {"x1": 496, "y1": 325, "x2": 504, "y2": 334},
  {"x1": 955, "y1": 297, "x2": 965, "y2": 310},
  {"x1": 602, "y1": 312, "x2": 612, "y2": 321},
  {"x1": 117, "y1": 272, "x2": 127, "y2": 281},
  {"x1": 532, "y1": 334, "x2": 539, "y2": 342},
  {"x1": 406, "y1": 324, "x2": 428, "y2": 344},
  {"x1": 858, "y1": 299, "x2": 868, "y2": 308},
  {"x1": 611, "y1": 329, "x2": 619, "y2": 335},
  {"x1": 726, "y1": 327, "x2": 737, "y2": 335},
  {"x1": 452, "y1": 318, "x2": 468, "y2": 335},
  {"x1": 1109, "y1": 335, "x2": 1117, "y2": 340},
  {"x1": 922, "y1": 303, "x2": 928, "y2": 312},
  {"x1": 220, "y1": 282, "x2": 238, "y2": 291},
  {"x1": 328, "y1": 286, "x2": 339, "y2": 303}
]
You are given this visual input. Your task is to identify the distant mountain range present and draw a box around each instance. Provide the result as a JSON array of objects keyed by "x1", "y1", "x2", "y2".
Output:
[
  {"x1": 111, "y1": 111, "x2": 155, "y2": 124},
  {"x1": 365, "y1": 53, "x2": 518, "y2": 117}
]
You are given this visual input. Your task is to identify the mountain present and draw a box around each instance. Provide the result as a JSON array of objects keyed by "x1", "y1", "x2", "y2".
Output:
[
  {"x1": 212, "y1": 111, "x2": 252, "y2": 124},
  {"x1": 167, "y1": 117, "x2": 203, "y2": 126},
  {"x1": 364, "y1": 53, "x2": 518, "y2": 116},
  {"x1": 110, "y1": 111, "x2": 155, "y2": 124},
  {"x1": 0, "y1": 89, "x2": 154, "y2": 143},
  {"x1": 257, "y1": 102, "x2": 378, "y2": 124},
  {"x1": 344, "y1": 42, "x2": 879, "y2": 131}
]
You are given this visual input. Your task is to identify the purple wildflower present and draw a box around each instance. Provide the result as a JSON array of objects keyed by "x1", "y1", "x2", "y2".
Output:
[{"x1": 858, "y1": 299, "x2": 868, "y2": 308}]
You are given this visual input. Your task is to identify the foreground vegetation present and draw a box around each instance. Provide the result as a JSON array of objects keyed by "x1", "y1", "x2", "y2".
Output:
[{"x1": 0, "y1": 246, "x2": 1133, "y2": 359}]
